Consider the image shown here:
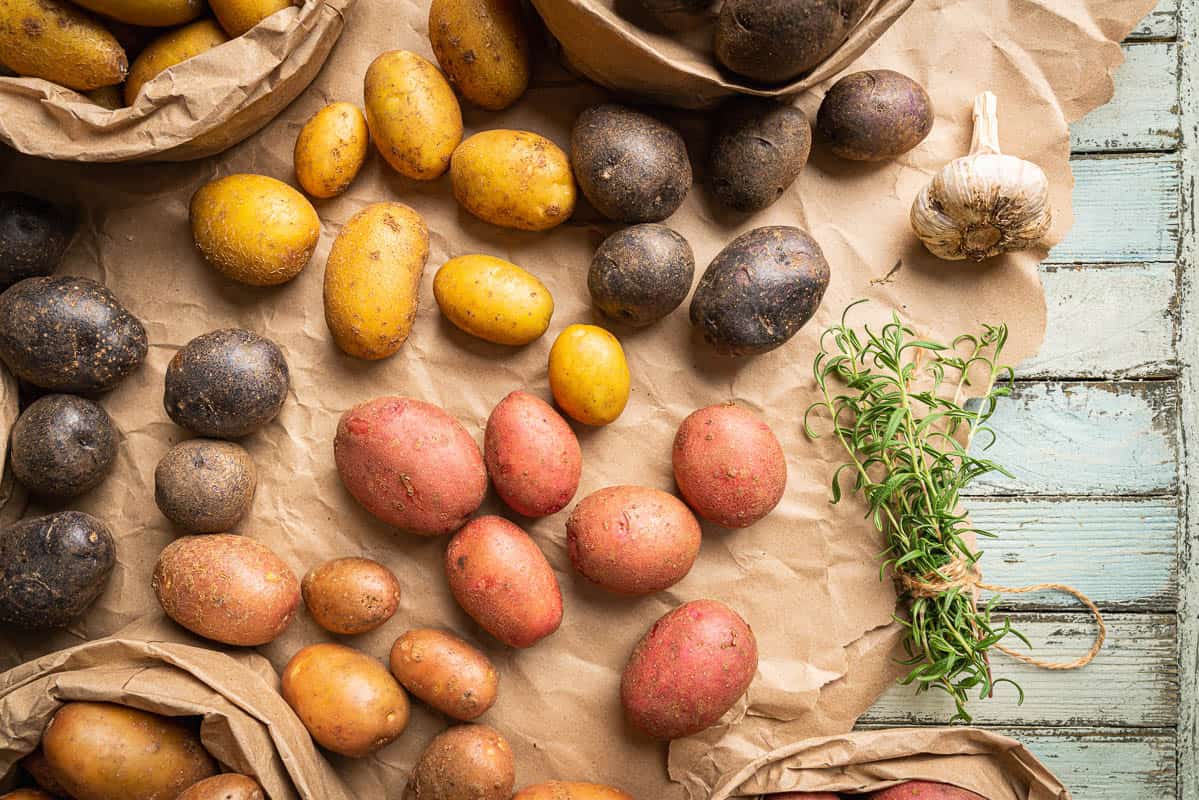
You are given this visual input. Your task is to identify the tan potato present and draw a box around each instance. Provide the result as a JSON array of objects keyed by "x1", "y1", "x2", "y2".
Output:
[
  {"x1": 281, "y1": 643, "x2": 410, "y2": 758},
  {"x1": 209, "y1": 0, "x2": 295, "y2": 37},
  {"x1": 294, "y1": 102, "x2": 369, "y2": 199},
  {"x1": 42, "y1": 702, "x2": 217, "y2": 800},
  {"x1": 302, "y1": 557, "x2": 402, "y2": 635},
  {"x1": 364, "y1": 50, "x2": 462, "y2": 180},
  {"x1": 72, "y1": 0, "x2": 204, "y2": 26},
  {"x1": 484, "y1": 390, "x2": 581, "y2": 517},
  {"x1": 389, "y1": 628, "x2": 499, "y2": 720},
  {"x1": 513, "y1": 782, "x2": 635, "y2": 800},
  {"x1": 428, "y1": 0, "x2": 530, "y2": 111},
  {"x1": 450, "y1": 130, "x2": 576, "y2": 231},
  {"x1": 125, "y1": 19, "x2": 228, "y2": 105},
  {"x1": 323, "y1": 202, "x2": 430, "y2": 360},
  {"x1": 0, "y1": 0, "x2": 127, "y2": 91},
  {"x1": 177, "y1": 775, "x2": 265, "y2": 800},
  {"x1": 433, "y1": 255, "x2": 554, "y2": 346},
  {"x1": 406, "y1": 725, "x2": 514, "y2": 800},
  {"x1": 154, "y1": 439, "x2": 258, "y2": 534}
]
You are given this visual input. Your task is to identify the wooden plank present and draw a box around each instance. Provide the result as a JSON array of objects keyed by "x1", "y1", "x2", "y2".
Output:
[
  {"x1": 1128, "y1": 0, "x2": 1178, "y2": 40},
  {"x1": 862, "y1": 613, "x2": 1177, "y2": 727},
  {"x1": 964, "y1": 381, "x2": 1179, "y2": 497},
  {"x1": 1071, "y1": 43, "x2": 1179, "y2": 153}
]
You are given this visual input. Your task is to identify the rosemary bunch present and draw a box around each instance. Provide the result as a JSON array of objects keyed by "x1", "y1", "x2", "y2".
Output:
[{"x1": 803, "y1": 300, "x2": 1029, "y2": 721}]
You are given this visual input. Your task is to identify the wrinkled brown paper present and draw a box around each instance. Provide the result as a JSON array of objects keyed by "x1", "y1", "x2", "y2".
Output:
[{"x1": 0, "y1": 0, "x2": 1156, "y2": 797}]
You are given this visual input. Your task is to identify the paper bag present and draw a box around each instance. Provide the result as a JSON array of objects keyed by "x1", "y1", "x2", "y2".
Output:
[{"x1": 0, "y1": 363, "x2": 25, "y2": 526}]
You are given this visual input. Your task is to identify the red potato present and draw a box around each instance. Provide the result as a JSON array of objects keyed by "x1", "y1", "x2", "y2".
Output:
[
  {"x1": 672, "y1": 404, "x2": 786, "y2": 528},
  {"x1": 566, "y1": 485, "x2": 701, "y2": 594},
  {"x1": 334, "y1": 396, "x2": 487, "y2": 536},
  {"x1": 869, "y1": 782, "x2": 985, "y2": 799},
  {"x1": 485, "y1": 390, "x2": 582, "y2": 517},
  {"x1": 621, "y1": 598, "x2": 758, "y2": 739},
  {"x1": 445, "y1": 516, "x2": 563, "y2": 648}
]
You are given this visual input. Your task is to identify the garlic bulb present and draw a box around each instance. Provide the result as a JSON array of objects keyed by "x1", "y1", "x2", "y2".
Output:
[{"x1": 911, "y1": 91, "x2": 1052, "y2": 261}]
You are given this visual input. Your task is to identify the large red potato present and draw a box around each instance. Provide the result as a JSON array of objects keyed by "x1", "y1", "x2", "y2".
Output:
[
  {"x1": 869, "y1": 782, "x2": 985, "y2": 799},
  {"x1": 485, "y1": 390, "x2": 582, "y2": 517}
]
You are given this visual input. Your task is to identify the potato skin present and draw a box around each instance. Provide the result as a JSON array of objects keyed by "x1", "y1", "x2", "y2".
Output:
[
  {"x1": 868, "y1": 782, "x2": 986, "y2": 800},
  {"x1": 302, "y1": 557, "x2": 402, "y2": 635},
  {"x1": 0, "y1": 193, "x2": 75, "y2": 291},
  {"x1": 324, "y1": 202, "x2": 430, "y2": 360},
  {"x1": 571, "y1": 104, "x2": 691, "y2": 223},
  {"x1": 153, "y1": 533, "x2": 301, "y2": 646},
  {"x1": 445, "y1": 516, "x2": 563, "y2": 648},
  {"x1": 0, "y1": 790, "x2": 55, "y2": 800},
  {"x1": 689, "y1": 226, "x2": 830, "y2": 356},
  {"x1": 294, "y1": 102, "x2": 369, "y2": 199},
  {"x1": 566, "y1": 485, "x2": 701, "y2": 595},
  {"x1": 620, "y1": 599, "x2": 758, "y2": 740},
  {"x1": 406, "y1": 724, "x2": 514, "y2": 800},
  {"x1": 124, "y1": 19, "x2": 228, "y2": 105},
  {"x1": 0, "y1": 276, "x2": 147, "y2": 393},
  {"x1": 513, "y1": 783, "x2": 634, "y2": 800},
  {"x1": 190, "y1": 174, "x2": 319, "y2": 287},
  {"x1": 390, "y1": 628, "x2": 499, "y2": 721},
  {"x1": 428, "y1": 0, "x2": 530, "y2": 111},
  {"x1": 0, "y1": 511, "x2": 115, "y2": 629},
  {"x1": 21, "y1": 748, "x2": 71, "y2": 797},
  {"x1": 281, "y1": 643, "x2": 410, "y2": 758},
  {"x1": 548, "y1": 324, "x2": 630, "y2": 426},
  {"x1": 42, "y1": 702, "x2": 217, "y2": 800},
  {"x1": 71, "y1": 0, "x2": 204, "y2": 26},
  {"x1": 450, "y1": 130, "x2": 577, "y2": 231},
  {"x1": 209, "y1": 0, "x2": 295, "y2": 37},
  {"x1": 434, "y1": 255, "x2": 554, "y2": 346},
  {"x1": 484, "y1": 390, "x2": 581, "y2": 517},
  {"x1": 155, "y1": 439, "x2": 257, "y2": 533},
  {"x1": 177, "y1": 774, "x2": 265, "y2": 800},
  {"x1": 709, "y1": 97, "x2": 811, "y2": 212},
  {"x1": 365, "y1": 50, "x2": 463, "y2": 180},
  {"x1": 11, "y1": 394, "x2": 118, "y2": 499},
  {"x1": 334, "y1": 396, "x2": 487, "y2": 536},
  {"x1": 0, "y1": 0, "x2": 127, "y2": 90},
  {"x1": 816, "y1": 70, "x2": 934, "y2": 161},
  {"x1": 714, "y1": 0, "x2": 870, "y2": 84},
  {"x1": 588, "y1": 223, "x2": 694, "y2": 327}
]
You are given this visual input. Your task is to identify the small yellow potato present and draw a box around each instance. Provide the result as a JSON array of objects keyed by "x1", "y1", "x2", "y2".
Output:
[
  {"x1": 125, "y1": 19, "x2": 229, "y2": 105},
  {"x1": 209, "y1": 0, "x2": 295, "y2": 37},
  {"x1": 428, "y1": 0, "x2": 530, "y2": 111},
  {"x1": 364, "y1": 50, "x2": 462, "y2": 181},
  {"x1": 433, "y1": 254, "x2": 553, "y2": 346},
  {"x1": 548, "y1": 324, "x2": 630, "y2": 426},
  {"x1": 450, "y1": 130, "x2": 576, "y2": 231},
  {"x1": 0, "y1": 0, "x2": 127, "y2": 91},
  {"x1": 72, "y1": 0, "x2": 204, "y2": 27},
  {"x1": 294, "y1": 102, "x2": 369, "y2": 199}
]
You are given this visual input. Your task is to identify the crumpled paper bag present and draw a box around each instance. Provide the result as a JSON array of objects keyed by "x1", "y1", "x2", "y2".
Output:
[{"x1": 0, "y1": 363, "x2": 26, "y2": 527}]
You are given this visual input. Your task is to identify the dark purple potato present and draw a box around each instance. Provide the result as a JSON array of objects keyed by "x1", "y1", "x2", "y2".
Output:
[
  {"x1": 589, "y1": 223, "x2": 694, "y2": 326},
  {"x1": 10, "y1": 394, "x2": 118, "y2": 499},
  {"x1": 708, "y1": 97, "x2": 811, "y2": 212},
  {"x1": 714, "y1": 0, "x2": 871, "y2": 84},
  {"x1": 164, "y1": 328, "x2": 289, "y2": 439},
  {"x1": 155, "y1": 438, "x2": 258, "y2": 533},
  {"x1": 0, "y1": 193, "x2": 76, "y2": 291},
  {"x1": 817, "y1": 70, "x2": 934, "y2": 161}
]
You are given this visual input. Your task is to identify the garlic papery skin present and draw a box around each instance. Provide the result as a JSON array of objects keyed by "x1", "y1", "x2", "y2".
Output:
[{"x1": 911, "y1": 91, "x2": 1052, "y2": 261}]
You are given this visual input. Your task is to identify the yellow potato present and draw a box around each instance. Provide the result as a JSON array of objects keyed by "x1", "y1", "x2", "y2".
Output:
[
  {"x1": 514, "y1": 783, "x2": 634, "y2": 800},
  {"x1": 125, "y1": 19, "x2": 229, "y2": 105},
  {"x1": 450, "y1": 130, "x2": 576, "y2": 231},
  {"x1": 72, "y1": 0, "x2": 203, "y2": 27},
  {"x1": 294, "y1": 102, "x2": 369, "y2": 199},
  {"x1": 324, "y1": 202, "x2": 430, "y2": 360},
  {"x1": 190, "y1": 173, "x2": 320, "y2": 287},
  {"x1": 209, "y1": 0, "x2": 295, "y2": 37},
  {"x1": 0, "y1": 0, "x2": 127, "y2": 90},
  {"x1": 434, "y1": 254, "x2": 553, "y2": 346},
  {"x1": 86, "y1": 85, "x2": 124, "y2": 109},
  {"x1": 364, "y1": 50, "x2": 462, "y2": 181},
  {"x1": 548, "y1": 324, "x2": 630, "y2": 426},
  {"x1": 428, "y1": 0, "x2": 530, "y2": 111}
]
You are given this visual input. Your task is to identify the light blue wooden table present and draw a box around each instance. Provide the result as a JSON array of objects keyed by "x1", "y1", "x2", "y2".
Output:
[{"x1": 858, "y1": 2, "x2": 1196, "y2": 796}]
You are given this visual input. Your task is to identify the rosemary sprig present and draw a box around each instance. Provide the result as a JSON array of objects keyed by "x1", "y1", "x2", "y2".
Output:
[{"x1": 803, "y1": 300, "x2": 1029, "y2": 721}]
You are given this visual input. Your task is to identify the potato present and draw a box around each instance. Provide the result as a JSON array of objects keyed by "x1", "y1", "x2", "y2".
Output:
[
  {"x1": 323, "y1": 202, "x2": 430, "y2": 360},
  {"x1": 588, "y1": 224, "x2": 694, "y2": 326},
  {"x1": 0, "y1": 193, "x2": 75, "y2": 291},
  {"x1": 389, "y1": 628, "x2": 499, "y2": 721},
  {"x1": 673, "y1": 404, "x2": 786, "y2": 528},
  {"x1": 774, "y1": 794, "x2": 842, "y2": 799},
  {"x1": 209, "y1": 0, "x2": 295, "y2": 37},
  {"x1": 689, "y1": 226, "x2": 830, "y2": 355},
  {"x1": 281, "y1": 642, "x2": 410, "y2": 757},
  {"x1": 163, "y1": 328, "x2": 290, "y2": 438},
  {"x1": 364, "y1": 50, "x2": 462, "y2": 180},
  {"x1": 293, "y1": 102, "x2": 369, "y2": 199},
  {"x1": 450, "y1": 130, "x2": 576, "y2": 231},
  {"x1": 513, "y1": 783, "x2": 634, "y2": 800},
  {"x1": 620, "y1": 598, "x2": 758, "y2": 739},
  {"x1": 0, "y1": 0, "x2": 127, "y2": 90},
  {"x1": 816, "y1": 70, "x2": 935, "y2": 161},
  {"x1": 444, "y1": 516, "x2": 562, "y2": 648},
  {"x1": 124, "y1": 20, "x2": 228, "y2": 105},
  {"x1": 0, "y1": 511, "x2": 114, "y2": 629},
  {"x1": 0, "y1": 790, "x2": 55, "y2": 800},
  {"x1": 10, "y1": 395, "x2": 117, "y2": 499},
  {"x1": 42, "y1": 702, "x2": 217, "y2": 800},
  {"x1": 566, "y1": 485, "x2": 701, "y2": 595},
  {"x1": 0, "y1": 276, "x2": 147, "y2": 392},
  {"x1": 434, "y1": 255, "x2": 554, "y2": 346},
  {"x1": 868, "y1": 782, "x2": 986, "y2": 800},
  {"x1": 87, "y1": 84, "x2": 125, "y2": 108},
  {"x1": 709, "y1": 97, "x2": 811, "y2": 212},
  {"x1": 714, "y1": 0, "x2": 869, "y2": 84},
  {"x1": 428, "y1": 0, "x2": 530, "y2": 111},
  {"x1": 20, "y1": 748, "x2": 71, "y2": 797},
  {"x1": 177, "y1": 775, "x2": 265, "y2": 800},
  {"x1": 190, "y1": 173, "x2": 319, "y2": 287},
  {"x1": 71, "y1": 0, "x2": 203, "y2": 26},
  {"x1": 302, "y1": 557, "x2": 402, "y2": 635},
  {"x1": 153, "y1": 533, "x2": 301, "y2": 646},
  {"x1": 154, "y1": 439, "x2": 257, "y2": 532},
  {"x1": 571, "y1": 104, "x2": 691, "y2": 223},
  {"x1": 547, "y1": 324, "x2": 630, "y2": 426},
  {"x1": 334, "y1": 396, "x2": 487, "y2": 535},
  {"x1": 484, "y1": 390, "x2": 581, "y2": 517},
  {"x1": 406, "y1": 725, "x2": 513, "y2": 800}
]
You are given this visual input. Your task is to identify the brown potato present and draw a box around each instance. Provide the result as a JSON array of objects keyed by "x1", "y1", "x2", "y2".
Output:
[
  {"x1": 10, "y1": 394, "x2": 118, "y2": 499},
  {"x1": 177, "y1": 775, "x2": 265, "y2": 800},
  {"x1": 484, "y1": 390, "x2": 581, "y2": 518},
  {"x1": 816, "y1": 70, "x2": 934, "y2": 161},
  {"x1": 0, "y1": 791, "x2": 55, "y2": 800},
  {"x1": 154, "y1": 439, "x2": 257, "y2": 533},
  {"x1": 428, "y1": 0, "x2": 530, "y2": 110},
  {"x1": 389, "y1": 628, "x2": 499, "y2": 721},
  {"x1": 0, "y1": 193, "x2": 76, "y2": 292},
  {"x1": 714, "y1": 0, "x2": 869, "y2": 84},
  {"x1": 868, "y1": 783, "x2": 986, "y2": 800},
  {"x1": 513, "y1": 783, "x2": 634, "y2": 800},
  {"x1": 302, "y1": 557, "x2": 402, "y2": 635},
  {"x1": 20, "y1": 747, "x2": 70, "y2": 797},
  {"x1": 406, "y1": 724, "x2": 514, "y2": 800},
  {"x1": 588, "y1": 224, "x2": 694, "y2": 327},
  {"x1": 708, "y1": 97, "x2": 811, "y2": 212}
]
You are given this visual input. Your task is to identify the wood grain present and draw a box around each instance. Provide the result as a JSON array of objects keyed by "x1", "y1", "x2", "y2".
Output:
[
  {"x1": 1071, "y1": 42, "x2": 1179, "y2": 152},
  {"x1": 1129, "y1": 0, "x2": 1178, "y2": 40}
]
